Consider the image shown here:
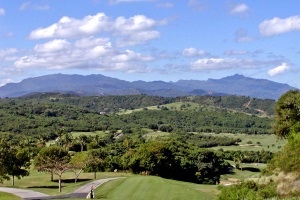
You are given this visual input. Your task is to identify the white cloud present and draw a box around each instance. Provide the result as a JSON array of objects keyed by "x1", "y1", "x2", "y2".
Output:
[
  {"x1": 0, "y1": 78, "x2": 13, "y2": 87},
  {"x1": 190, "y1": 58, "x2": 272, "y2": 71},
  {"x1": 182, "y1": 48, "x2": 207, "y2": 57},
  {"x1": 229, "y1": 3, "x2": 249, "y2": 15},
  {"x1": 28, "y1": 13, "x2": 163, "y2": 47},
  {"x1": 259, "y1": 16, "x2": 300, "y2": 37},
  {"x1": 14, "y1": 38, "x2": 153, "y2": 73},
  {"x1": 19, "y1": 2, "x2": 50, "y2": 11},
  {"x1": 29, "y1": 13, "x2": 112, "y2": 39},
  {"x1": 0, "y1": 48, "x2": 18, "y2": 57},
  {"x1": 0, "y1": 8, "x2": 5, "y2": 16},
  {"x1": 34, "y1": 39, "x2": 70, "y2": 53},
  {"x1": 267, "y1": 63, "x2": 289, "y2": 77}
]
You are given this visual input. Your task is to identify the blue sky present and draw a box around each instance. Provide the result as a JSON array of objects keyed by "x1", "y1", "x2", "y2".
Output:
[{"x1": 0, "y1": 0, "x2": 299, "y2": 88}]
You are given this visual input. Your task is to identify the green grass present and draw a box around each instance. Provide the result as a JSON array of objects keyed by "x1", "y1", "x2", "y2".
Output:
[
  {"x1": 208, "y1": 133, "x2": 287, "y2": 152},
  {"x1": 94, "y1": 175, "x2": 219, "y2": 200},
  {"x1": 71, "y1": 131, "x2": 106, "y2": 138},
  {"x1": 144, "y1": 131, "x2": 170, "y2": 140},
  {"x1": 1, "y1": 171, "x2": 129, "y2": 196},
  {"x1": 0, "y1": 192, "x2": 21, "y2": 200},
  {"x1": 220, "y1": 162, "x2": 264, "y2": 182}
]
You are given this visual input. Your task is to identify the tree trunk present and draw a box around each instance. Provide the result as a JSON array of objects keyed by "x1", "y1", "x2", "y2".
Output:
[
  {"x1": 12, "y1": 175, "x2": 14, "y2": 186},
  {"x1": 58, "y1": 175, "x2": 62, "y2": 193},
  {"x1": 51, "y1": 173, "x2": 53, "y2": 181},
  {"x1": 94, "y1": 171, "x2": 96, "y2": 179}
]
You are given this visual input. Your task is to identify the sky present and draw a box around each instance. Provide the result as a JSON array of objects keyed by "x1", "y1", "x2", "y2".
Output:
[{"x1": 0, "y1": 0, "x2": 300, "y2": 88}]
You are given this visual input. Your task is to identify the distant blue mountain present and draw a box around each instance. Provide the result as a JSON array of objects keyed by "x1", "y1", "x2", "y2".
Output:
[{"x1": 0, "y1": 73, "x2": 297, "y2": 100}]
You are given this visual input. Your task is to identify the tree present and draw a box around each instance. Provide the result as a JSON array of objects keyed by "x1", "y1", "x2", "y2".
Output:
[
  {"x1": 274, "y1": 90, "x2": 300, "y2": 138},
  {"x1": 69, "y1": 151, "x2": 92, "y2": 183},
  {"x1": 34, "y1": 146, "x2": 71, "y2": 192},
  {"x1": 0, "y1": 140, "x2": 30, "y2": 185}
]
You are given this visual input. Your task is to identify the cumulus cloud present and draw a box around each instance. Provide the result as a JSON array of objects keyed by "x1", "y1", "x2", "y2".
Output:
[
  {"x1": 259, "y1": 16, "x2": 300, "y2": 37},
  {"x1": 14, "y1": 38, "x2": 153, "y2": 73},
  {"x1": 229, "y1": 3, "x2": 249, "y2": 15},
  {"x1": 28, "y1": 13, "x2": 163, "y2": 47},
  {"x1": 267, "y1": 63, "x2": 289, "y2": 77},
  {"x1": 34, "y1": 39, "x2": 70, "y2": 53},
  {"x1": 28, "y1": 13, "x2": 112, "y2": 39},
  {"x1": 0, "y1": 8, "x2": 5, "y2": 16},
  {"x1": 182, "y1": 48, "x2": 208, "y2": 57}
]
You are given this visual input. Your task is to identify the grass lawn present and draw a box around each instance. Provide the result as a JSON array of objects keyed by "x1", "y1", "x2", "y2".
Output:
[
  {"x1": 0, "y1": 192, "x2": 21, "y2": 200},
  {"x1": 95, "y1": 175, "x2": 219, "y2": 200},
  {"x1": 1, "y1": 171, "x2": 130, "y2": 196}
]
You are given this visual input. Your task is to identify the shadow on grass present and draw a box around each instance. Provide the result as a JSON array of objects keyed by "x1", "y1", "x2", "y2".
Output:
[
  {"x1": 52, "y1": 178, "x2": 92, "y2": 183},
  {"x1": 242, "y1": 167, "x2": 261, "y2": 172},
  {"x1": 28, "y1": 185, "x2": 59, "y2": 189}
]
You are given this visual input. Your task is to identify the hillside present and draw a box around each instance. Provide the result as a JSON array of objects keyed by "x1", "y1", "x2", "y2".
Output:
[
  {"x1": 0, "y1": 93, "x2": 274, "y2": 137},
  {"x1": 0, "y1": 73, "x2": 296, "y2": 99}
]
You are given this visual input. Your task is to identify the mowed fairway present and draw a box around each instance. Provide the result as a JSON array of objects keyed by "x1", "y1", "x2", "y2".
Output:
[
  {"x1": 0, "y1": 192, "x2": 21, "y2": 200},
  {"x1": 95, "y1": 176, "x2": 218, "y2": 200}
]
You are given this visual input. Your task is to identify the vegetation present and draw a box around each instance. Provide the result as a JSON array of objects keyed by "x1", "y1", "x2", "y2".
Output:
[
  {"x1": 0, "y1": 192, "x2": 21, "y2": 200},
  {"x1": 3, "y1": 92, "x2": 297, "y2": 199},
  {"x1": 217, "y1": 90, "x2": 300, "y2": 199}
]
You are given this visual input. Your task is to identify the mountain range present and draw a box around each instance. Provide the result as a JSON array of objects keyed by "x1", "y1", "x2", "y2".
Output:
[{"x1": 0, "y1": 73, "x2": 297, "y2": 100}]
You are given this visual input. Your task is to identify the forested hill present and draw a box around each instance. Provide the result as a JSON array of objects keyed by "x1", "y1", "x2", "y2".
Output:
[
  {"x1": 19, "y1": 93, "x2": 276, "y2": 116},
  {"x1": 0, "y1": 93, "x2": 274, "y2": 139}
]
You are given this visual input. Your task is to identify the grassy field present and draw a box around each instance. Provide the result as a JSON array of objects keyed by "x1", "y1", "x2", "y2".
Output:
[
  {"x1": 0, "y1": 192, "x2": 21, "y2": 200},
  {"x1": 71, "y1": 130, "x2": 106, "y2": 138},
  {"x1": 208, "y1": 133, "x2": 287, "y2": 152},
  {"x1": 95, "y1": 175, "x2": 219, "y2": 200}
]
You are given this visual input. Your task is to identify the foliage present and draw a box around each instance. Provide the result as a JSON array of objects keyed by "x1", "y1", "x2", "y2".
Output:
[
  {"x1": 0, "y1": 140, "x2": 30, "y2": 185},
  {"x1": 34, "y1": 146, "x2": 72, "y2": 192},
  {"x1": 217, "y1": 181, "x2": 277, "y2": 200},
  {"x1": 274, "y1": 90, "x2": 300, "y2": 138}
]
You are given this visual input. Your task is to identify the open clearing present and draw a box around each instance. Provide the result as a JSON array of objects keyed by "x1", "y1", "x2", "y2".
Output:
[
  {"x1": 95, "y1": 175, "x2": 219, "y2": 200},
  {"x1": 208, "y1": 133, "x2": 286, "y2": 152}
]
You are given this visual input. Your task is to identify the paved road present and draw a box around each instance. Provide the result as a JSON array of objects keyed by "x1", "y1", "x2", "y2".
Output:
[{"x1": 0, "y1": 177, "x2": 124, "y2": 200}]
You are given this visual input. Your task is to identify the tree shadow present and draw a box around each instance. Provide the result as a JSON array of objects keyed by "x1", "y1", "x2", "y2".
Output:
[
  {"x1": 52, "y1": 178, "x2": 92, "y2": 183},
  {"x1": 242, "y1": 167, "x2": 261, "y2": 172},
  {"x1": 28, "y1": 185, "x2": 60, "y2": 189}
]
